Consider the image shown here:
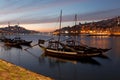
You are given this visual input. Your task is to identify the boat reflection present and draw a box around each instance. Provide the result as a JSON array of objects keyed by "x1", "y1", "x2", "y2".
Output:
[
  {"x1": 42, "y1": 54, "x2": 101, "y2": 66},
  {"x1": 24, "y1": 49, "x2": 101, "y2": 66},
  {"x1": 24, "y1": 48, "x2": 109, "y2": 67},
  {"x1": 3, "y1": 44, "x2": 22, "y2": 50},
  {"x1": 25, "y1": 49, "x2": 45, "y2": 64},
  {"x1": 88, "y1": 36, "x2": 110, "y2": 49},
  {"x1": 96, "y1": 54, "x2": 109, "y2": 59}
]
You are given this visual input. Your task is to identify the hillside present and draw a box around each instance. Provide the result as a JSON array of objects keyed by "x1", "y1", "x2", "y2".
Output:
[
  {"x1": 53, "y1": 16, "x2": 120, "y2": 35},
  {"x1": 0, "y1": 25, "x2": 39, "y2": 34}
]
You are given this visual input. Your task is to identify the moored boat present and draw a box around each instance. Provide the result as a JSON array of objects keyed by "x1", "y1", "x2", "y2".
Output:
[
  {"x1": 38, "y1": 40, "x2": 101, "y2": 60},
  {"x1": 44, "y1": 48, "x2": 101, "y2": 60},
  {"x1": 0, "y1": 36, "x2": 12, "y2": 42},
  {"x1": 66, "y1": 40, "x2": 111, "y2": 53},
  {"x1": 4, "y1": 41, "x2": 22, "y2": 49},
  {"x1": 13, "y1": 37, "x2": 32, "y2": 46}
]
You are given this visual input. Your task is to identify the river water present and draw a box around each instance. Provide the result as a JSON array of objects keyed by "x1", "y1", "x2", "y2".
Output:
[{"x1": 0, "y1": 34, "x2": 120, "y2": 80}]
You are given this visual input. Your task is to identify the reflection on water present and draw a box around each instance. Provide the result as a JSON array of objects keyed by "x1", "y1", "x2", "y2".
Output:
[
  {"x1": 80, "y1": 36, "x2": 111, "y2": 48},
  {"x1": 96, "y1": 54, "x2": 109, "y2": 59},
  {"x1": 68, "y1": 35, "x2": 111, "y2": 49},
  {"x1": 111, "y1": 37, "x2": 120, "y2": 57},
  {"x1": 0, "y1": 34, "x2": 120, "y2": 80},
  {"x1": 42, "y1": 55, "x2": 101, "y2": 66}
]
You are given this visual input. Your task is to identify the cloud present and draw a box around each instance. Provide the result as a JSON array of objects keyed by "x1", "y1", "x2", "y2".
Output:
[
  {"x1": 0, "y1": 0, "x2": 85, "y2": 24},
  {"x1": 16, "y1": 8, "x2": 120, "y2": 24},
  {"x1": 77, "y1": 8, "x2": 120, "y2": 21},
  {"x1": 0, "y1": 0, "x2": 119, "y2": 25},
  {"x1": 0, "y1": 0, "x2": 84, "y2": 15},
  {"x1": 0, "y1": 8, "x2": 120, "y2": 25}
]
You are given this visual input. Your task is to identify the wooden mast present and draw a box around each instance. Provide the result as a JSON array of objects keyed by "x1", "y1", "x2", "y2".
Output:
[
  {"x1": 17, "y1": 22, "x2": 20, "y2": 38},
  {"x1": 58, "y1": 10, "x2": 62, "y2": 42},
  {"x1": 8, "y1": 22, "x2": 10, "y2": 38},
  {"x1": 75, "y1": 14, "x2": 77, "y2": 26},
  {"x1": 74, "y1": 14, "x2": 77, "y2": 45},
  {"x1": 57, "y1": 10, "x2": 62, "y2": 49}
]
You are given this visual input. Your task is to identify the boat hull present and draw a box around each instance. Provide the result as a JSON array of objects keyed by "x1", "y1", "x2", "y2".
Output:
[
  {"x1": 20, "y1": 41, "x2": 32, "y2": 46},
  {"x1": 14, "y1": 40, "x2": 32, "y2": 46},
  {"x1": 5, "y1": 42, "x2": 22, "y2": 49},
  {"x1": 67, "y1": 45, "x2": 111, "y2": 53},
  {"x1": 44, "y1": 49, "x2": 101, "y2": 60}
]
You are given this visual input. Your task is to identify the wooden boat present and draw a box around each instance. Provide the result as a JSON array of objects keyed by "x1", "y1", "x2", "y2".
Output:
[
  {"x1": 0, "y1": 36, "x2": 22, "y2": 49},
  {"x1": 43, "y1": 48, "x2": 101, "y2": 60},
  {"x1": 4, "y1": 41, "x2": 22, "y2": 49},
  {"x1": 15, "y1": 40, "x2": 32, "y2": 46},
  {"x1": 0, "y1": 36, "x2": 12, "y2": 42},
  {"x1": 38, "y1": 40, "x2": 101, "y2": 60},
  {"x1": 13, "y1": 37, "x2": 32, "y2": 46},
  {"x1": 66, "y1": 40, "x2": 111, "y2": 53}
]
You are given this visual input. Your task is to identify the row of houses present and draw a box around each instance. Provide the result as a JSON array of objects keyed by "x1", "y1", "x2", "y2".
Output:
[{"x1": 53, "y1": 16, "x2": 120, "y2": 36}]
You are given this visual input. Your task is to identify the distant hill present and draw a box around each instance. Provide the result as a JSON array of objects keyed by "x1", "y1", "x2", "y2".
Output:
[{"x1": 0, "y1": 25, "x2": 39, "y2": 34}]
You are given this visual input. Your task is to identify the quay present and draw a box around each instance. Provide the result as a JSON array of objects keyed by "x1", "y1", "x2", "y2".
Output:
[{"x1": 0, "y1": 59, "x2": 53, "y2": 80}]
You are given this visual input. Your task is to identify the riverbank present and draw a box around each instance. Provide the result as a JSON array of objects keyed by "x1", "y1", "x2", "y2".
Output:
[{"x1": 0, "y1": 59, "x2": 53, "y2": 80}]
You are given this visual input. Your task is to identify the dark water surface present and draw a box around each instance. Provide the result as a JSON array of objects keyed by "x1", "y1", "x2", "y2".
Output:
[{"x1": 0, "y1": 34, "x2": 120, "y2": 80}]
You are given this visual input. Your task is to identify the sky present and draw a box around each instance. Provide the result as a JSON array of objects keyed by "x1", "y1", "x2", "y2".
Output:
[{"x1": 0, "y1": 0, "x2": 120, "y2": 32}]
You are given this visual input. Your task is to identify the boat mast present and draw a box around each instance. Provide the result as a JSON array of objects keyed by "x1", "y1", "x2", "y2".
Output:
[
  {"x1": 57, "y1": 10, "x2": 62, "y2": 50},
  {"x1": 75, "y1": 14, "x2": 77, "y2": 26},
  {"x1": 8, "y1": 22, "x2": 11, "y2": 38},
  {"x1": 74, "y1": 14, "x2": 77, "y2": 45},
  {"x1": 17, "y1": 22, "x2": 20, "y2": 38},
  {"x1": 58, "y1": 10, "x2": 62, "y2": 42}
]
